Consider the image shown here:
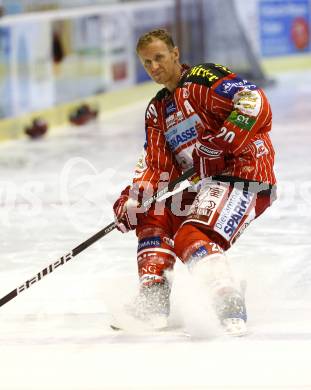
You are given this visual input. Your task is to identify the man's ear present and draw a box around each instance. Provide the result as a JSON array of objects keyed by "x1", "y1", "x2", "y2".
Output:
[{"x1": 172, "y1": 46, "x2": 180, "y2": 62}]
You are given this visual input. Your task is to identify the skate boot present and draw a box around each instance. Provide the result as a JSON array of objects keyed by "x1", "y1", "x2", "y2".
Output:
[
  {"x1": 131, "y1": 278, "x2": 171, "y2": 330},
  {"x1": 214, "y1": 289, "x2": 247, "y2": 336}
]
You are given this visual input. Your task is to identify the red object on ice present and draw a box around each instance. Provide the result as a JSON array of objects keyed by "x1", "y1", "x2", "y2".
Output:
[
  {"x1": 25, "y1": 118, "x2": 48, "y2": 139},
  {"x1": 69, "y1": 104, "x2": 98, "y2": 126}
]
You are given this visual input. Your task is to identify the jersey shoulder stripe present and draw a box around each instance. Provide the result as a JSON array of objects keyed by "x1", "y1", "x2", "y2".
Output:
[
  {"x1": 181, "y1": 63, "x2": 233, "y2": 88},
  {"x1": 144, "y1": 87, "x2": 169, "y2": 120},
  {"x1": 155, "y1": 87, "x2": 170, "y2": 101}
]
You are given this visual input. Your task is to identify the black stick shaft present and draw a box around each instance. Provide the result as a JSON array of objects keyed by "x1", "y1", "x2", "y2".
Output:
[{"x1": 0, "y1": 168, "x2": 195, "y2": 308}]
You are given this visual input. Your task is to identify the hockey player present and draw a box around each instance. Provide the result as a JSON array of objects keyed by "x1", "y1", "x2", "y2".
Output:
[{"x1": 113, "y1": 29, "x2": 276, "y2": 335}]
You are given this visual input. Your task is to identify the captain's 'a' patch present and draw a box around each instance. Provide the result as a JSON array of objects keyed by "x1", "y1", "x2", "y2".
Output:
[{"x1": 184, "y1": 63, "x2": 233, "y2": 87}]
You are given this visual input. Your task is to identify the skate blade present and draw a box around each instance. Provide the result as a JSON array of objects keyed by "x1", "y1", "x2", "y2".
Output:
[
  {"x1": 148, "y1": 315, "x2": 169, "y2": 330},
  {"x1": 110, "y1": 314, "x2": 169, "y2": 333}
]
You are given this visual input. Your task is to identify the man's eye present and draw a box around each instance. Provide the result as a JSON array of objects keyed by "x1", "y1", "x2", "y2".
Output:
[{"x1": 155, "y1": 55, "x2": 164, "y2": 61}]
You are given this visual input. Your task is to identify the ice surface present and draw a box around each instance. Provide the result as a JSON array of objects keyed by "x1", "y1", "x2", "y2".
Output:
[{"x1": 0, "y1": 73, "x2": 311, "y2": 389}]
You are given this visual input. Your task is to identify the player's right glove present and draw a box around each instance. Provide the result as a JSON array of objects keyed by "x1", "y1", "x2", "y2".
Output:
[
  {"x1": 192, "y1": 134, "x2": 226, "y2": 179},
  {"x1": 113, "y1": 186, "x2": 139, "y2": 233}
]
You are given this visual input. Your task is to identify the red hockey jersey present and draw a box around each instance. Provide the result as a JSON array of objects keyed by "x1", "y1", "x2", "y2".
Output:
[{"x1": 132, "y1": 63, "x2": 276, "y2": 195}]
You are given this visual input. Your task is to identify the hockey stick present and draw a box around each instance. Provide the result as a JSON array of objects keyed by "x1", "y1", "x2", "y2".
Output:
[{"x1": 0, "y1": 167, "x2": 195, "y2": 308}]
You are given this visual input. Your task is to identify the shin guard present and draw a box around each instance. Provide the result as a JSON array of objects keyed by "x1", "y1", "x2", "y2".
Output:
[
  {"x1": 137, "y1": 227, "x2": 176, "y2": 287},
  {"x1": 174, "y1": 224, "x2": 246, "y2": 323}
]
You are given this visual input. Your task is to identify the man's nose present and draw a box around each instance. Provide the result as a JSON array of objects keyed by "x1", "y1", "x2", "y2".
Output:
[{"x1": 150, "y1": 61, "x2": 160, "y2": 71}]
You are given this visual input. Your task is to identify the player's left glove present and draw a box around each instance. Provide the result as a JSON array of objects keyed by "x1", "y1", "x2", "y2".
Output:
[
  {"x1": 113, "y1": 186, "x2": 139, "y2": 233},
  {"x1": 192, "y1": 134, "x2": 226, "y2": 179}
]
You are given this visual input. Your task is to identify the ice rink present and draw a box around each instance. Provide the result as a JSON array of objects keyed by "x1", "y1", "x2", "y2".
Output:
[{"x1": 1, "y1": 70, "x2": 311, "y2": 390}]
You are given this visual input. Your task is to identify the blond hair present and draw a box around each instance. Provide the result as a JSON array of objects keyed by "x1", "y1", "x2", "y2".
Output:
[{"x1": 136, "y1": 29, "x2": 175, "y2": 53}]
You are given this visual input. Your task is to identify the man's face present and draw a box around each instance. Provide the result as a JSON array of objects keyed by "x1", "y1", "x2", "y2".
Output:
[{"x1": 138, "y1": 38, "x2": 180, "y2": 85}]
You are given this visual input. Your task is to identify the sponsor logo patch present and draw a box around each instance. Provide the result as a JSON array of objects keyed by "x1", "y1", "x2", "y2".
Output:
[
  {"x1": 165, "y1": 111, "x2": 185, "y2": 128},
  {"x1": 215, "y1": 188, "x2": 254, "y2": 241},
  {"x1": 168, "y1": 127, "x2": 197, "y2": 150},
  {"x1": 165, "y1": 101, "x2": 176, "y2": 116},
  {"x1": 215, "y1": 77, "x2": 257, "y2": 99},
  {"x1": 188, "y1": 245, "x2": 209, "y2": 268},
  {"x1": 166, "y1": 114, "x2": 176, "y2": 128},
  {"x1": 138, "y1": 236, "x2": 161, "y2": 252},
  {"x1": 135, "y1": 149, "x2": 147, "y2": 171},
  {"x1": 187, "y1": 65, "x2": 220, "y2": 82},
  {"x1": 193, "y1": 245, "x2": 209, "y2": 258},
  {"x1": 227, "y1": 110, "x2": 256, "y2": 131},
  {"x1": 163, "y1": 236, "x2": 174, "y2": 248},
  {"x1": 134, "y1": 149, "x2": 147, "y2": 178},
  {"x1": 198, "y1": 144, "x2": 222, "y2": 157},
  {"x1": 189, "y1": 183, "x2": 227, "y2": 221},
  {"x1": 140, "y1": 274, "x2": 163, "y2": 285},
  {"x1": 208, "y1": 186, "x2": 225, "y2": 198},
  {"x1": 254, "y1": 139, "x2": 268, "y2": 157},
  {"x1": 165, "y1": 116, "x2": 199, "y2": 151},
  {"x1": 234, "y1": 89, "x2": 261, "y2": 116}
]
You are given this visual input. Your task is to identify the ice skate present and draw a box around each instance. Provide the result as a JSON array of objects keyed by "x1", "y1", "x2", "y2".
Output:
[
  {"x1": 131, "y1": 279, "x2": 171, "y2": 330},
  {"x1": 214, "y1": 289, "x2": 248, "y2": 336},
  {"x1": 111, "y1": 279, "x2": 171, "y2": 332}
]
